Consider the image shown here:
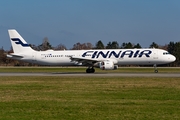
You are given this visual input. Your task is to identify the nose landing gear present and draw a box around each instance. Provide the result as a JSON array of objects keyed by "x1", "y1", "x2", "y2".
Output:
[{"x1": 154, "y1": 64, "x2": 158, "y2": 73}]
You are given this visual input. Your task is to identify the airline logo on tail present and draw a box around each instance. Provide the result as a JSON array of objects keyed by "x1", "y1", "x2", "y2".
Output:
[{"x1": 11, "y1": 38, "x2": 29, "y2": 47}]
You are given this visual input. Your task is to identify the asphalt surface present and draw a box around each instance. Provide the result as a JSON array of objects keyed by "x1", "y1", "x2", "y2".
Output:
[{"x1": 0, "y1": 72, "x2": 180, "y2": 77}]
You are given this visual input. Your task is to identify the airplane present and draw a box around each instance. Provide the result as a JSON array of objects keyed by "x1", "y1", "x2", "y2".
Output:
[{"x1": 7, "y1": 29, "x2": 176, "y2": 73}]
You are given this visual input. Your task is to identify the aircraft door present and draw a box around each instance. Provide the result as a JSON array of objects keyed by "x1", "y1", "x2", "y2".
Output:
[
  {"x1": 32, "y1": 52, "x2": 37, "y2": 63},
  {"x1": 153, "y1": 50, "x2": 158, "y2": 60},
  {"x1": 41, "y1": 54, "x2": 46, "y2": 59}
]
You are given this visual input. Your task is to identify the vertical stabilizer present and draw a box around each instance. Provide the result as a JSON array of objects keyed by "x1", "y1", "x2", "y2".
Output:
[{"x1": 8, "y1": 29, "x2": 34, "y2": 53}]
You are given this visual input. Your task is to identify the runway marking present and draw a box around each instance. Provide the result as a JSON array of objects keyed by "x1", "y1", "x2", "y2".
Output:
[{"x1": 0, "y1": 72, "x2": 180, "y2": 77}]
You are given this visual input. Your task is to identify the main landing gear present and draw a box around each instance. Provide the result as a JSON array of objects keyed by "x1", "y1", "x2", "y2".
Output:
[
  {"x1": 86, "y1": 67, "x2": 95, "y2": 73},
  {"x1": 154, "y1": 64, "x2": 158, "y2": 73}
]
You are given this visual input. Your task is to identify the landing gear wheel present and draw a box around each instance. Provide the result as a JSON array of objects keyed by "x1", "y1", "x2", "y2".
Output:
[
  {"x1": 154, "y1": 70, "x2": 158, "y2": 73},
  {"x1": 86, "y1": 69, "x2": 89, "y2": 73},
  {"x1": 86, "y1": 67, "x2": 95, "y2": 73}
]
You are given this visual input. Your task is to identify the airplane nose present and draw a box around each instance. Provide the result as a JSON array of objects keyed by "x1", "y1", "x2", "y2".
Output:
[
  {"x1": 172, "y1": 55, "x2": 176, "y2": 62},
  {"x1": 168, "y1": 55, "x2": 176, "y2": 62},
  {"x1": 165, "y1": 55, "x2": 176, "y2": 63}
]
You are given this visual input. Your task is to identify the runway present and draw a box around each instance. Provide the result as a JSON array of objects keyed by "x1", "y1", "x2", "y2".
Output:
[{"x1": 0, "y1": 72, "x2": 180, "y2": 77}]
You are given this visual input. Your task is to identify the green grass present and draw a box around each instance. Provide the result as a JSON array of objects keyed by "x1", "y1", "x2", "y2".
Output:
[
  {"x1": 0, "y1": 67, "x2": 180, "y2": 73},
  {"x1": 0, "y1": 76, "x2": 180, "y2": 120}
]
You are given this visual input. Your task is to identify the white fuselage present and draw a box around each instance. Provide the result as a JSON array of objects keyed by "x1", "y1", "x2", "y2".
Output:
[{"x1": 15, "y1": 48, "x2": 176, "y2": 66}]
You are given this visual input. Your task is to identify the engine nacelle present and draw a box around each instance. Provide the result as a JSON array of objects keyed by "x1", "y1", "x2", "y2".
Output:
[{"x1": 99, "y1": 61, "x2": 118, "y2": 70}]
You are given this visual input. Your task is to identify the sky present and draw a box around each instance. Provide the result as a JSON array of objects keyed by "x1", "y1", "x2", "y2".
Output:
[{"x1": 0, "y1": 0, "x2": 180, "y2": 50}]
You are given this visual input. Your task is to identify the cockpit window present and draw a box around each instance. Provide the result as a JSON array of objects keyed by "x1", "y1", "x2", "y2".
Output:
[{"x1": 163, "y1": 52, "x2": 170, "y2": 55}]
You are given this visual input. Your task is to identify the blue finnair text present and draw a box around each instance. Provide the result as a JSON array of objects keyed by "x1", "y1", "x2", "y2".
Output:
[{"x1": 82, "y1": 50, "x2": 152, "y2": 58}]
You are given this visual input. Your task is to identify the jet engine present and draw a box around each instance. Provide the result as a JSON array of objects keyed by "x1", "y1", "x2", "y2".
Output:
[{"x1": 99, "y1": 61, "x2": 118, "y2": 70}]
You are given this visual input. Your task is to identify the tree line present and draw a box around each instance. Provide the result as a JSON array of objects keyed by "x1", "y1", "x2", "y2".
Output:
[{"x1": 0, "y1": 37, "x2": 179, "y2": 66}]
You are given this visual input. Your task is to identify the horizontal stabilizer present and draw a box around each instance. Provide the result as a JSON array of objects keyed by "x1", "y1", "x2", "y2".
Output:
[{"x1": 7, "y1": 54, "x2": 23, "y2": 58}]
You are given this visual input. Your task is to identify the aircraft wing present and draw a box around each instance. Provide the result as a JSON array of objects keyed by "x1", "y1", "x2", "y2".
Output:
[{"x1": 70, "y1": 56, "x2": 99, "y2": 66}]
